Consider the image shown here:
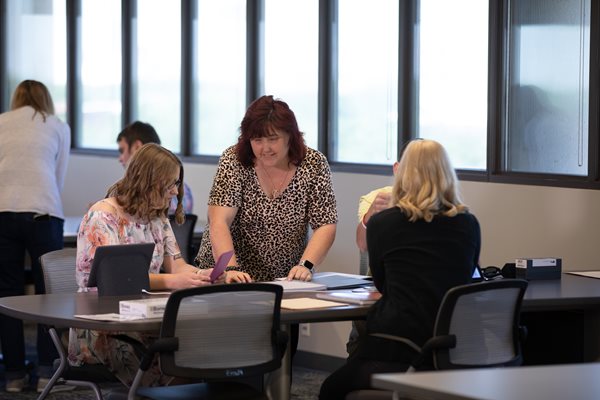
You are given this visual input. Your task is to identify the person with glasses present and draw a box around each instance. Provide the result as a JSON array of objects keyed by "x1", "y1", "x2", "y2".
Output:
[
  {"x1": 116, "y1": 121, "x2": 194, "y2": 215},
  {"x1": 0, "y1": 80, "x2": 70, "y2": 393},
  {"x1": 194, "y1": 95, "x2": 338, "y2": 355},
  {"x1": 69, "y1": 143, "x2": 220, "y2": 387},
  {"x1": 320, "y1": 139, "x2": 481, "y2": 400}
]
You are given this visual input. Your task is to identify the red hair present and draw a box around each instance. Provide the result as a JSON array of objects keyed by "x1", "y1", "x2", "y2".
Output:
[{"x1": 236, "y1": 95, "x2": 306, "y2": 167}]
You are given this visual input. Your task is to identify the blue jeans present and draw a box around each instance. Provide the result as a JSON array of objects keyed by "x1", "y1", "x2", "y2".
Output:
[{"x1": 0, "y1": 212, "x2": 63, "y2": 380}]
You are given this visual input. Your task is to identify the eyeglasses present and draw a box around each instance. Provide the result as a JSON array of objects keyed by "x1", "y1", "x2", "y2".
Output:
[{"x1": 167, "y1": 179, "x2": 181, "y2": 191}]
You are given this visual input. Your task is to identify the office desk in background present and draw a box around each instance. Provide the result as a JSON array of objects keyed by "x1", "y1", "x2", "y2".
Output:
[
  {"x1": 372, "y1": 362, "x2": 600, "y2": 400},
  {"x1": 63, "y1": 216, "x2": 205, "y2": 247}
]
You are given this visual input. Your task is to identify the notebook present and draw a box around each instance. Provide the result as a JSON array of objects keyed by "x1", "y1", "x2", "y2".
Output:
[
  {"x1": 209, "y1": 249, "x2": 234, "y2": 283},
  {"x1": 312, "y1": 272, "x2": 373, "y2": 290},
  {"x1": 87, "y1": 243, "x2": 154, "y2": 296}
]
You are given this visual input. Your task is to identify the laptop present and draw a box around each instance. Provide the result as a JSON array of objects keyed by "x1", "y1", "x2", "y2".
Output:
[{"x1": 87, "y1": 243, "x2": 154, "y2": 296}]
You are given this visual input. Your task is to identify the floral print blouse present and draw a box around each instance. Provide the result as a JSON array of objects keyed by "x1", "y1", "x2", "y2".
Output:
[{"x1": 76, "y1": 198, "x2": 180, "y2": 291}]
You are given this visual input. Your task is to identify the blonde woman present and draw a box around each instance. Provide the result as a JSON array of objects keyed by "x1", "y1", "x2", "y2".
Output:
[
  {"x1": 0, "y1": 80, "x2": 70, "y2": 392},
  {"x1": 320, "y1": 139, "x2": 481, "y2": 400},
  {"x1": 70, "y1": 143, "x2": 218, "y2": 387}
]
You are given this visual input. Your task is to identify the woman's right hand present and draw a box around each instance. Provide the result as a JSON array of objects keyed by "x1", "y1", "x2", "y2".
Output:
[
  {"x1": 225, "y1": 270, "x2": 253, "y2": 283},
  {"x1": 168, "y1": 270, "x2": 212, "y2": 289}
]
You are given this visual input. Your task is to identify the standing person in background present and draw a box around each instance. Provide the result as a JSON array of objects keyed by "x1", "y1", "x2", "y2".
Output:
[
  {"x1": 0, "y1": 80, "x2": 71, "y2": 392},
  {"x1": 195, "y1": 95, "x2": 338, "y2": 354},
  {"x1": 320, "y1": 139, "x2": 481, "y2": 400},
  {"x1": 116, "y1": 121, "x2": 194, "y2": 214}
]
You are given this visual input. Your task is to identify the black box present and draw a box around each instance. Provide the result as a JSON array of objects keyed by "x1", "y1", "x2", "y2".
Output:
[{"x1": 515, "y1": 258, "x2": 562, "y2": 280}]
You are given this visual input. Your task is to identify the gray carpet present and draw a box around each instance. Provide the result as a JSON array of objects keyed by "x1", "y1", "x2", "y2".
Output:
[
  {"x1": 0, "y1": 367, "x2": 327, "y2": 399},
  {"x1": 0, "y1": 323, "x2": 328, "y2": 399}
]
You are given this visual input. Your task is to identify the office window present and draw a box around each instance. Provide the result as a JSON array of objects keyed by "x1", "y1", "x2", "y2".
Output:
[
  {"x1": 264, "y1": 0, "x2": 319, "y2": 149},
  {"x1": 418, "y1": 0, "x2": 488, "y2": 170},
  {"x1": 505, "y1": 0, "x2": 590, "y2": 175},
  {"x1": 335, "y1": 0, "x2": 399, "y2": 165},
  {"x1": 79, "y1": 0, "x2": 122, "y2": 149},
  {"x1": 5, "y1": 0, "x2": 67, "y2": 121},
  {"x1": 194, "y1": 0, "x2": 246, "y2": 156},
  {"x1": 136, "y1": 0, "x2": 181, "y2": 151}
]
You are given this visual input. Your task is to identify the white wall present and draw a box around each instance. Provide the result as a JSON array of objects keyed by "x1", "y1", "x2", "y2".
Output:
[{"x1": 62, "y1": 153, "x2": 600, "y2": 358}]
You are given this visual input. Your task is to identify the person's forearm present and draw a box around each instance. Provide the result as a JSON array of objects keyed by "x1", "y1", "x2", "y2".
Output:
[
  {"x1": 356, "y1": 218, "x2": 368, "y2": 252},
  {"x1": 301, "y1": 224, "x2": 336, "y2": 267},
  {"x1": 209, "y1": 221, "x2": 238, "y2": 266},
  {"x1": 150, "y1": 273, "x2": 170, "y2": 290}
]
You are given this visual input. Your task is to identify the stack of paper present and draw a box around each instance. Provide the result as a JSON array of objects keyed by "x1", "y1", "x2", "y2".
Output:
[
  {"x1": 265, "y1": 279, "x2": 327, "y2": 292},
  {"x1": 316, "y1": 291, "x2": 381, "y2": 305}
]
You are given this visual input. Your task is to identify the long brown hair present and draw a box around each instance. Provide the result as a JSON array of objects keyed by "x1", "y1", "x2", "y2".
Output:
[
  {"x1": 10, "y1": 80, "x2": 55, "y2": 122},
  {"x1": 106, "y1": 143, "x2": 185, "y2": 224}
]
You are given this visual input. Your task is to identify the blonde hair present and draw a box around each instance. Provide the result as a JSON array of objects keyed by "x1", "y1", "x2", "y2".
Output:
[
  {"x1": 10, "y1": 80, "x2": 55, "y2": 121},
  {"x1": 107, "y1": 143, "x2": 185, "y2": 224},
  {"x1": 391, "y1": 139, "x2": 467, "y2": 222}
]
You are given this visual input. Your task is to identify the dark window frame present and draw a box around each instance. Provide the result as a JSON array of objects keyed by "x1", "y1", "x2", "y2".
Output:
[{"x1": 1, "y1": 0, "x2": 598, "y2": 189}]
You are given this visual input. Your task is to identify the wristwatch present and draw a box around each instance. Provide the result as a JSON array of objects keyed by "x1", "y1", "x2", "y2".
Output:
[{"x1": 298, "y1": 259, "x2": 314, "y2": 272}]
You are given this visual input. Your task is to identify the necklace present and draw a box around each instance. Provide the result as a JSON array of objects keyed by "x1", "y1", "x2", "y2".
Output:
[{"x1": 262, "y1": 165, "x2": 291, "y2": 198}]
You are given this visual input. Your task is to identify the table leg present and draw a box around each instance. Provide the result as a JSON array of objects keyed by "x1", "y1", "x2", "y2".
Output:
[
  {"x1": 37, "y1": 327, "x2": 104, "y2": 400},
  {"x1": 265, "y1": 324, "x2": 291, "y2": 400}
]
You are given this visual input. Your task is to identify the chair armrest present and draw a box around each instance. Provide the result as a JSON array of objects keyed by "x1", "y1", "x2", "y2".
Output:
[{"x1": 411, "y1": 334, "x2": 456, "y2": 370}]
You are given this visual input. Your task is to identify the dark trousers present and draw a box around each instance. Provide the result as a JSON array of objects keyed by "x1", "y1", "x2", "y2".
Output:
[
  {"x1": 0, "y1": 212, "x2": 63, "y2": 379},
  {"x1": 319, "y1": 355, "x2": 409, "y2": 400}
]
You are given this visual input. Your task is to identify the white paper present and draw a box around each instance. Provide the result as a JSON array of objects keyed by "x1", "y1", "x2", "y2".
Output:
[
  {"x1": 280, "y1": 298, "x2": 346, "y2": 310},
  {"x1": 567, "y1": 271, "x2": 600, "y2": 279},
  {"x1": 74, "y1": 313, "x2": 147, "y2": 322},
  {"x1": 142, "y1": 289, "x2": 171, "y2": 295}
]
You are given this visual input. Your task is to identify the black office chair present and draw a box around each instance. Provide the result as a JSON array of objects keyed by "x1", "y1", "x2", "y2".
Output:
[
  {"x1": 39, "y1": 248, "x2": 118, "y2": 400},
  {"x1": 119, "y1": 283, "x2": 287, "y2": 400},
  {"x1": 168, "y1": 213, "x2": 198, "y2": 264},
  {"x1": 346, "y1": 279, "x2": 529, "y2": 400}
]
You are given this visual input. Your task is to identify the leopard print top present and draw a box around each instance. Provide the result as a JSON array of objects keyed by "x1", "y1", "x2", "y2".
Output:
[{"x1": 194, "y1": 145, "x2": 338, "y2": 281}]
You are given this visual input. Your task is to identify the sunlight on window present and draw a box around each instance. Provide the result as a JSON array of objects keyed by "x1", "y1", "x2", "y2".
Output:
[
  {"x1": 506, "y1": 0, "x2": 589, "y2": 175},
  {"x1": 418, "y1": 0, "x2": 488, "y2": 170},
  {"x1": 336, "y1": 0, "x2": 399, "y2": 165},
  {"x1": 80, "y1": 0, "x2": 122, "y2": 149},
  {"x1": 194, "y1": 0, "x2": 246, "y2": 156},
  {"x1": 137, "y1": 0, "x2": 181, "y2": 151},
  {"x1": 5, "y1": 0, "x2": 67, "y2": 121},
  {"x1": 265, "y1": 0, "x2": 319, "y2": 149}
]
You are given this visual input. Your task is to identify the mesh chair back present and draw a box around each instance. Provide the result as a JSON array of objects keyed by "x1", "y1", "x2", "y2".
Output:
[
  {"x1": 169, "y1": 214, "x2": 198, "y2": 264},
  {"x1": 39, "y1": 248, "x2": 78, "y2": 294},
  {"x1": 158, "y1": 283, "x2": 285, "y2": 380},
  {"x1": 432, "y1": 279, "x2": 528, "y2": 369}
]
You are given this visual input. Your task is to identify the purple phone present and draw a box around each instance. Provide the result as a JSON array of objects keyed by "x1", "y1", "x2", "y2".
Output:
[{"x1": 210, "y1": 250, "x2": 234, "y2": 283}]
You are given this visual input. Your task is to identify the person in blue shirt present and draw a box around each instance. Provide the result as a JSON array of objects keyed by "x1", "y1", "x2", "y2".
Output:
[{"x1": 116, "y1": 121, "x2": 194, "y2": 214}]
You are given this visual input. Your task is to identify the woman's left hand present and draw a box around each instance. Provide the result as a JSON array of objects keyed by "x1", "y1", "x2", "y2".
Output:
[{"x1": 287, "y1": 265, "x2": 312, "y2": 281}]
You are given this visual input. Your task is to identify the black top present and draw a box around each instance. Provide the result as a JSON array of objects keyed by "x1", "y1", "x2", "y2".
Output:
[{"x1": 361, "y1": 207, "x2": 481, "y2": 363}]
